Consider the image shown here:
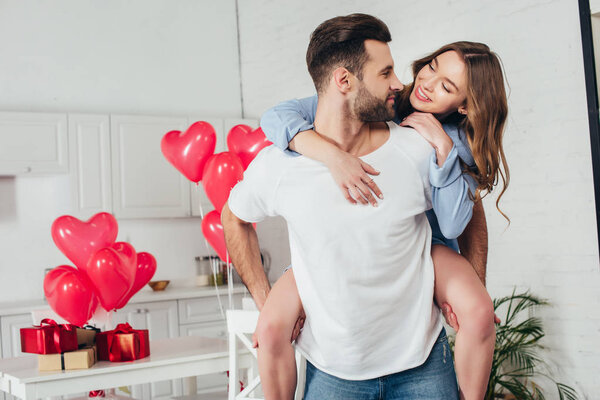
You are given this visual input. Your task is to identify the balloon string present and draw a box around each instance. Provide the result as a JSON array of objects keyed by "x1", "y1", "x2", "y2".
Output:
[{"x1": 197, "y1": 184, "x2": 227, "y2": 319}]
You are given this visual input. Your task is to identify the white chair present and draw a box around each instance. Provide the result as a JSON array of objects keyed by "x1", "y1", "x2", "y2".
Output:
[{"x1": 227, "y1": 307, "x2": 305, "y2": 400}]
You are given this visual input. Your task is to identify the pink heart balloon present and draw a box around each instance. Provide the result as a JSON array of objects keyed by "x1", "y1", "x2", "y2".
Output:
[
  {"x1": 44, "y1": 265, "x2": 98, "y2": 327},
  {"x1": 115, "y1": 252, "x2": 157, "y2": 309},
  {"x1": 201, "y1": 210, "x2": 228, "y2": 262},
  {"x1": 202, "y1": 152, "x2": 244, "y2": 212},
  {"x1": 51, "y1": 212, "x2": 118, "y2": 272},
  {"x1": 86, "y1": 242, "x2": 137, "y2": 311},
  {"x1": 227, "y1": 125, "x2": 272, "y2": 170},
  {"x1": 161, "y1": 121, "x2": 216, "y2": 183}
]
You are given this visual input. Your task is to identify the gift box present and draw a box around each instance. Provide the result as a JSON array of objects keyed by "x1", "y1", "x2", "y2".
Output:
[
  {"x1": 96, "y1": 323, "x2": 150, "y2": 362},
  {"x1": 21, "y1": 319, "x2": 78, "y2": 354},
  {"x1": 77, "y1": 326, "x2": 100, "y2": 347},
  {"x1": 38, "y1": 346, "x2": 96, "y2": 371}
]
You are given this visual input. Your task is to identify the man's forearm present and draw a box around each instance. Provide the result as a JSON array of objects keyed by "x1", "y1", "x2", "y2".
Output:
[
  {"x1": 222, "y1": 203, "x2": 270, "y2": 309},
  {"x1": 457, "y1": 199, "x2": 488, "y2": 285}
]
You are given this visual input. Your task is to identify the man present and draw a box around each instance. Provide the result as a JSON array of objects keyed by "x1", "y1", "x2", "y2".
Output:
[{"x1": 222, "y1": 14, "x2": 461, "y2": 399}]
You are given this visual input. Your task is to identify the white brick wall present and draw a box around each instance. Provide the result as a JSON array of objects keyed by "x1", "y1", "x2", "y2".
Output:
[{"x1": 238, "y1": 0, "x2": 600, "y2": 397}]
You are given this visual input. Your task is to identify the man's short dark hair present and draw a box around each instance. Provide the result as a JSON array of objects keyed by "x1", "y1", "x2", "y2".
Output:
[{"x1": 306, "y1": 13, "x2": 392, "y2": 93}]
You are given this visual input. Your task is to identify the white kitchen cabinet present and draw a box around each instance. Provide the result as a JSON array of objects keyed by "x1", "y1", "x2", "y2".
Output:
[
  {"x1": 110, "y1": 114, "x2": 190, "y2": 219},
  {"x1": 0, "y1": 112, "x2": 68, "y2": 175},
  {"x1": 68, "y1": 114, "x2": 112, "y2": 217},
  {"x1": 179, "y1": 293, "x2": 243, "y2": 325},
  {"x1": 179, "y1": 321, "x2": 229, "y2": 395},
  {"x1": 0, "y1": 313, "x2": 32, "y2": 359},
  {"x1": 113, "y1": 300, "x2": 181, "y2": 400}
]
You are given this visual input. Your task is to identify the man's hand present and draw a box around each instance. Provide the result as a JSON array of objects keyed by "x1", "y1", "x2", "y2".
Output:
[
  {"x1": 290, "y1": 309, "x2": 306, "y2": 342},
  {"x1": 441, "y1": 302, "x2": 501, "y2": 331}
]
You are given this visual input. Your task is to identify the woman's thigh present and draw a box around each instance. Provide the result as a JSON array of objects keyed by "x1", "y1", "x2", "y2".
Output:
[
  {"x1": 257, "y1": 268, "x2": 304, "y2": 338},
  {"x1": 431, "y1": 244, "x2": 490, "y2": 313}
]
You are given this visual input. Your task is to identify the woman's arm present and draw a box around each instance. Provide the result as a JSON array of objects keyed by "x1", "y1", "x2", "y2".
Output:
[
  {"x1": 399, "y1": 113, "x2": 475, "y2": 238},
  {"x1": 429, "y1": 147, "x2": 477, "y2": 239},
  {"x1": 260, "y1": 95, "x2": 383, "y2": 205}
]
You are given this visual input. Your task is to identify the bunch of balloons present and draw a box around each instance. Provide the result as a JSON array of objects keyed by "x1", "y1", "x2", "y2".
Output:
[
  {"x1": 161, "y1": 122, "x2": 271, "y2": 261},
  {"x1": 45, "y1": 212, "x2": 157, "y2": 326}
]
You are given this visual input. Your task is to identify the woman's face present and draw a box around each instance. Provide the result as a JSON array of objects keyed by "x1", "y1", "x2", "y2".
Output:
[{"x1": 409, "y1": 50, "x2": 468, "y2": 119}]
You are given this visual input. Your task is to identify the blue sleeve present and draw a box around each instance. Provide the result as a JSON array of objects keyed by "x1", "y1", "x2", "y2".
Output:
[
  {"x1": 429, "y1": 144, "x2": 478, "y2": 240},
  {"x1": 259, "y1": 95, "x2": 318, "y2": 156}
]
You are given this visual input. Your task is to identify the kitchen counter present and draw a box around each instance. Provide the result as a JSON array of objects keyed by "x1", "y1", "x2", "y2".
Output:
[{"x1": 0, "y1": 283, "x2": 248, "y2": 316}]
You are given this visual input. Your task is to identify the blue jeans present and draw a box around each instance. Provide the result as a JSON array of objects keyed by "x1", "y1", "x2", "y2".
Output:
[{"x1": 303, "y1": 329, "x2": 459, "y2": 400}]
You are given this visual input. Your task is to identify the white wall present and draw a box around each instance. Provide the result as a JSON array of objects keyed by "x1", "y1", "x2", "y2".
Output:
[
  {"x1": 0, "y1": 0, "x2": 242, "y2": 117},
  {"x1": 0, "y1": 0, "x2": 246, "y2": 301},
  {"x1": 238, "y1": 0, "x2": 599, "y2": 397}
]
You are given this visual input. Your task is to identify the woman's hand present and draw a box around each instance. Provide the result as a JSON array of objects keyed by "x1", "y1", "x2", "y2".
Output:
[
  {"x1": 399, "y1": 112, "x2": 454, "y2": 166},
  {"x1": 326, "y1": 148, "x2": 383, "y2": 207}
]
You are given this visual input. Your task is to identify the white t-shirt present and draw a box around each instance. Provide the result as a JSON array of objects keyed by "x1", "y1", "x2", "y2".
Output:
[{"x1": 228, "y1": 122, "x2": 443, "y2": 380}]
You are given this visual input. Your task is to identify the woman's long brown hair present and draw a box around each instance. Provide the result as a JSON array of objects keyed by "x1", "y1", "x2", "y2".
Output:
[{"x1": 396, "y1": 41, "x2": 510, "y2": 221}]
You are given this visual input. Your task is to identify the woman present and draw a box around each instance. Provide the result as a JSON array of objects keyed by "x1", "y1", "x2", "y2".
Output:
[{"x1": 256, "y1": 41, "x2": 509, "y2": 400}]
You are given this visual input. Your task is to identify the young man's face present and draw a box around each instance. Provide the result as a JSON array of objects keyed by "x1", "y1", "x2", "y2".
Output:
[{"x1": 352, "y1": 39, "x2": 403, "y2": 122}]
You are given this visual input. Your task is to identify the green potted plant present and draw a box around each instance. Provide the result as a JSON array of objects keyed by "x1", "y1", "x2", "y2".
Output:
[{"x1": 449, "y1": 289, "x2": 579, "y2": 399}]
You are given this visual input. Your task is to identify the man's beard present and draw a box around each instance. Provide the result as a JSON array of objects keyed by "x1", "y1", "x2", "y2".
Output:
[{"x1": 353, "y1": 83, "x2": 396, "y2": 122}]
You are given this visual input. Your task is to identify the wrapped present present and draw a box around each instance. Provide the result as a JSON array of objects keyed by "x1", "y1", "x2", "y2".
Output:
[
  {"x1": 77, "y1": 325, "x2": 100, "y2": 347},
  {"x1": 38, "y1": 346, "x2": 96, "y2": 371},
  {"x1": 96, "y1": 323, "x2": 150, "y2": 362},
  {"x1": 20, "y1": 319, "x2": 78, "y2": 354}
]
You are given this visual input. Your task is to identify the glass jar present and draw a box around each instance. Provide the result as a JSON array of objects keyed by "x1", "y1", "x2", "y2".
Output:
[{"x1": 195, "y1": 255, "x2": 227, "y2": 286}]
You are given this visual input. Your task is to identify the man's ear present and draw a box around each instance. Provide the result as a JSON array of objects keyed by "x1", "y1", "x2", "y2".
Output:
[{"x1": 332, "y1": 67, "x2": 352, "y2": 93}]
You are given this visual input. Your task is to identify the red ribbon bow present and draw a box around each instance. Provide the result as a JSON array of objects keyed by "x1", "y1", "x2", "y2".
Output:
[
  {"x1": 88, "y1": 390, "x2": 105, "y2": 398},
  {"x1": 35, "y1": 318, "x2": 76, "y2": 354}
]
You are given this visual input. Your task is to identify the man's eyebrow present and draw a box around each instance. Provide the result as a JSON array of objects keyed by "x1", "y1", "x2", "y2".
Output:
[
  {"x1": 379, "y1": 65, "x2": 393, "y2": 73},
  {"x1": 433, "y1": 57, "x2": 459, "y2": 91}
]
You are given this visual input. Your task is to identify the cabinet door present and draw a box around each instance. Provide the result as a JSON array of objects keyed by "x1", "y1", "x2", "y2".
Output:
[
  {"x1": 68, "y1": 114, "x2": 112, "y2": 217},
  {"x1": 179, "y1": 294, "x2": 243, "y2": 324},
  {"x1": 0, "y1": 112, "x2": 68, "y2": 175},
  {"x1": 0, "y1": 313, "x2": 32, "y2": 358},
  {"x1": 180, "y1": 321, "x2": 229, "y2": 396},
  {"x1": 113, "y1": 301, "x2": 181, "y2": 400},
  {"x1": 188, "y1": 117, "x2": 224, "y2": 216},
  {"x1": 110, "y1": 115, "x2": 190, "y2": 218}
]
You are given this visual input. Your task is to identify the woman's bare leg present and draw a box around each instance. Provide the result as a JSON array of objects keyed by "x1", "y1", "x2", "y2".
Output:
[
  {"x1": 432, "y1": 244, "x2": 496, "y2": 400},
  {"x1": 254, "y1": 269, "x2": 303, "y2": 400}
]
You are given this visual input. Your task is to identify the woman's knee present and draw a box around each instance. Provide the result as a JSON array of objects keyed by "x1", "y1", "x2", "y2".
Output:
[
  {"x1": 461, "y1": 294, "x2": 495, "y2": 338},
  {"x1": 255, "y1": 314, "x2": 290, "y2": 351}
]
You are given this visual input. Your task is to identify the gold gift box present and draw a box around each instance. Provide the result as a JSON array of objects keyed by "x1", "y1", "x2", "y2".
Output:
[
  {"x1": 38, "y1": 346, "x2": 96, "y2": 371},
  {"x1": 76, "y1": 328, "x2": 97, "y2": 347}
]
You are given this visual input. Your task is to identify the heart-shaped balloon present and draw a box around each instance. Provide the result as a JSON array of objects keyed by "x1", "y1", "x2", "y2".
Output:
[
  {"x1": 202, "y1": 152, "x2": 244, "y2": 212},
  {"x1": 201, "y1": 210, "x2": 228, "y2": 262},
  {"x1": 227, "y1": 125, "x2": 272, "y2": 170},
  {"x1": 161, "y1": 121, "x2": 216, "y2": 183},
  {"x1": 44, "y1": 265, "x2": 99, "y2": 327},
  {"x1": 51, "y1": 212, "x2": 118, "y2": 272},
  {"x1": 115, "y1": 252, "x2": 157, "y2": 309},
  {"x1": 86, "y1": 242, "x2": 137, "y2": 311}
]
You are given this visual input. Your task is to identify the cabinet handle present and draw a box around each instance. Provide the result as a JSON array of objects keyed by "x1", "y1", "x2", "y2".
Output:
[
  {"x1": 23, "y1": 166, "x2": 32, "y2": 173},
  {"x1": 135, "y1": 308, "x2": 149, "y2": 314}
]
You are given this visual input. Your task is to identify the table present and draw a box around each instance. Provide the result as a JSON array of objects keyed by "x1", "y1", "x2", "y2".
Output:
[{"x1": 0, "y1": 336, "x2": 252, "y2": 399}]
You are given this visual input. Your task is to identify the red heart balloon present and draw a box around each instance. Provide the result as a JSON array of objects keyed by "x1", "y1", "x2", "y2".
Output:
[
  {"x1": 202, "y1": 152, "x2": 244, "y2": 212},
  {"x1": 115, "y1": 252, "x2": 157, "y2": 309},
  {"x1": 51, "y1": 212, "x2": 118, "y2": 272},
  {"x1": 87, "y1": 242, "x2": 137, "y2": 311},
  {"x1": 201, "y1": 210, "x2": 228, "y2": 262},
  {"x1": 44, "y1": 265, "x2": 99, "y2": 326},
  {"x1": 227, "y1": 125, "x2": 272, "y2": 170},
  {"x1": 161, "y1": 121, "x2": 216, "y2": 183}
]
